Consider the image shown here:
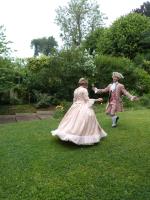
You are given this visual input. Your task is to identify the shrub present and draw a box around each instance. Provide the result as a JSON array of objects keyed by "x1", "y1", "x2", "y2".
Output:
[
  {"x1": 94, "y1": 55, "x2": 150, "y2": 96},
  {"x1": 94, "y1": 55, "x2": 135, "y2": 87},
  {"x1": 34, "y1": 92, "x2": 51, "y2": 108},
  {"x1": 53, "y1": 101, "x2": 72, "y2": 119},
  {"x1": 140, "y1": 93, "x2": 150, "y2": 108},
  {"x1": 9, "y1": 96, "x2": 23, "y2": 105},
  {"x1": 53, "y1": 105, "x2": 64, "y2": 119}
]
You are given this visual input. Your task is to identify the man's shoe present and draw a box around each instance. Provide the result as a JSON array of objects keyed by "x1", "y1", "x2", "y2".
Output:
[
  {"x1": 116, "y1": 116, "x2": 119, "y2": 124},
  {"x1": 112, "y1": 116, "x2": 119, "y2": 127},
  {"x1": 112, "y1": 123, "x2": 116, "y2": 128}
]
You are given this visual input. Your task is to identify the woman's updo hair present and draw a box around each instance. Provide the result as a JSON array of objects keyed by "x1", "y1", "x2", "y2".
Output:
[{"x1": 78, "y1": 78, "x2": 88, "y2": 86}]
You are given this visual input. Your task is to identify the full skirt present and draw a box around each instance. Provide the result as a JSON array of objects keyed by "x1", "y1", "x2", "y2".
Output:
[{"x1": 51, "y1": 103, "x2": 107, "y2": 145}]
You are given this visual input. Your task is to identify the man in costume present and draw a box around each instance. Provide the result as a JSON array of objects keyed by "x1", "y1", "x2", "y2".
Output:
[{"x1": 93, "y1": 72, "x2": 138, "y2": 127}]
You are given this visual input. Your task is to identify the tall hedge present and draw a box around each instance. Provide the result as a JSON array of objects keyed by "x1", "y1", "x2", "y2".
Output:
[{"x1": 94, "y1": 55, "x2": 150, "y2": 95}]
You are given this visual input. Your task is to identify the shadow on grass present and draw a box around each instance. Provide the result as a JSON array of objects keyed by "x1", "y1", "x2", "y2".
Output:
[{"x1": 51, "y1": 136, "x2": 106, "y2": 150}]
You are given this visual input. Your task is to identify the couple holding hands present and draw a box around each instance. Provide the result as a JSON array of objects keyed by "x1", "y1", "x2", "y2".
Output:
[{"x1": 51, "y1": 72, "x2": 138, "y2": 145}]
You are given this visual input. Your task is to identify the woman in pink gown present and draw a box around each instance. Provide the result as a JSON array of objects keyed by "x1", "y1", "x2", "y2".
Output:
[{"x1": 51, "y1": 78, "x2": 107, "y2": 145}]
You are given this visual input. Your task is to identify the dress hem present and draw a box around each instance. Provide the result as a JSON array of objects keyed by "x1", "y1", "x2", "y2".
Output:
[{"x1": 51, "y1": 129, "x2": 107, "y2": 145}]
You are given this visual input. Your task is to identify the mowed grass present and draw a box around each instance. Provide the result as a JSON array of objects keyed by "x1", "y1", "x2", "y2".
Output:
[{"x1": 0, "y1": 109, "x2": 149, "y2": 200}]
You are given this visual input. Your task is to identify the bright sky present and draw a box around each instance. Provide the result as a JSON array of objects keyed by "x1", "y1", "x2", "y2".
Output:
[{"x1": 0, "y1": 0, "x2": 147, "y2": 58}]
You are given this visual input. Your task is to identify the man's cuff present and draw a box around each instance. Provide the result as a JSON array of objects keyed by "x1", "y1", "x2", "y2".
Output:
[
  {"x1": 95, "y1": 88, "x2": 98, "y2": 93},
  {"x1": 131, "y1": 96, "x2": 134, "y2": 101}
]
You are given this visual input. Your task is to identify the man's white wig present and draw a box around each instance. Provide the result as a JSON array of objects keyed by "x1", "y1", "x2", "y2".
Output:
[{"x1": 112, "y1": 72, "x2": 124, "y2": 79}]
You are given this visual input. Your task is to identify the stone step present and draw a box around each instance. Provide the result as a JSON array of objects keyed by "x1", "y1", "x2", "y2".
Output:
[
  {"x1": 0, "y1": 111, "x2": 54, "y2": 124},
  {"x1": 15, "y1": 115, "x2": 40, "y2": 122},
  {"x1": 15, "y1": 113, "x2": 37, "y2": 116},
  {"x1": 36, "y1": 111, "x2": 53, "y2": 115},
  {"x1": 37, "y1": 115, "x2": 51, "y2": 119},
  {"x1": 0, "y1": 115, "x2": 16, "y2": 123}
]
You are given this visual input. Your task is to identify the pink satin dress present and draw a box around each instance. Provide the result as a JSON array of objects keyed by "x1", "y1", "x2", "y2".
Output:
[{"x1": 51, "y1": 86, "x2": 107, "y2": 145}]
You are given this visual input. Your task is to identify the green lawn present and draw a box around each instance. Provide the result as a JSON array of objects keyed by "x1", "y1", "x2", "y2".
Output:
[{"x1": 0, "y1": 109, "x2": 149, "y2": 200}]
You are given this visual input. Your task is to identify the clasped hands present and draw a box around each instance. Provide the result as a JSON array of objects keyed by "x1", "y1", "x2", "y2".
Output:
[{"x1": 96, "y1": 98, "x2": 103, "y2": 102}]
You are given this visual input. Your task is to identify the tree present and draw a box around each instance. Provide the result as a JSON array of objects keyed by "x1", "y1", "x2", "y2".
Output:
[
  {"x1": 97, "y1": 13, "x2": 150, "y2": 59},
  {"x1": 31, "y1": 36, "x2": 58, "y2": 57},
  {"x1": 55, "y1": 0, "x2": 104, "y2": 47},
  {"x1": 82, "y1": 27, "x2": 105, "y2": 54},
  {"x1": 0, "y1": 58, "x2": 15, "y2": 92},
  {"x1": 139, "y1": 29, "x2": 150, "y2": 50},
  {"x1": 25, "y1": 48, "x2": 97, "y2": 102},
  {"x1": 0, "y1": 57, "x2": 18, "y2": 104},
  {"x1": 0, "y1": 25, "x2": 11, "y2": 57},
  {"x1": 133, "y1": 1, "x2": 150, "y2": 17}
]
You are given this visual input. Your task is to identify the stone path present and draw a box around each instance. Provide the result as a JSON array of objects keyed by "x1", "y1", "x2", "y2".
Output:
[{"x1": 0, "y1": 111, "x2": 53, "y2": 124}]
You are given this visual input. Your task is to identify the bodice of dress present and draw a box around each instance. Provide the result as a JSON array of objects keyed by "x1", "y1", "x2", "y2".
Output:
[
  {"x1": 73, "y1": 87, "x2": 89, "y2": 103},
  {"x1": 73, "y1": 86, "x2": 95, "y2": 107}
]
